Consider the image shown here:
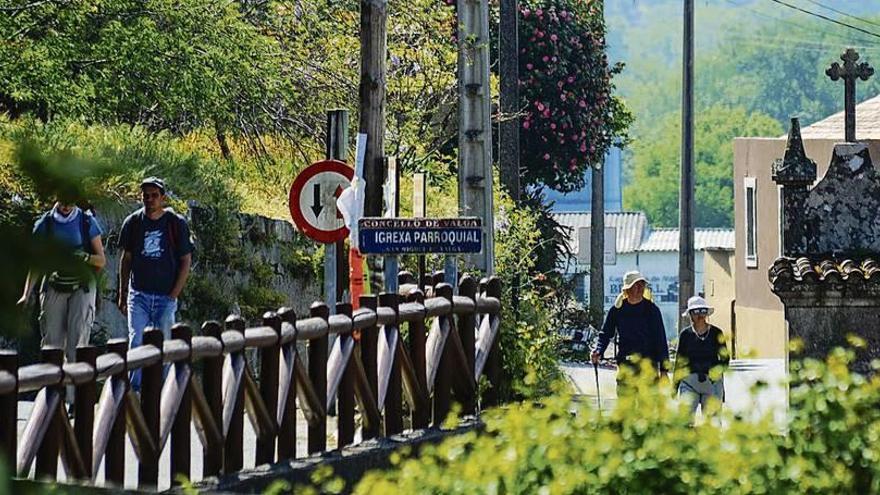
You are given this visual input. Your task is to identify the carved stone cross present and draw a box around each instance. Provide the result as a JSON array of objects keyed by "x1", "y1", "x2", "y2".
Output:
[{"x1": 826, "y1": 48, "x2": 874, "y2": 142}]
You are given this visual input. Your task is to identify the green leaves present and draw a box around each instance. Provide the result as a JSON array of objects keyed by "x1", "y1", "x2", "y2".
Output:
[
  {"x1": 355, "y1": 350, "x2": 880, "y2": 494},
  {"x1": 625, "y1": 105, "x2": 782, "y2": 227}
]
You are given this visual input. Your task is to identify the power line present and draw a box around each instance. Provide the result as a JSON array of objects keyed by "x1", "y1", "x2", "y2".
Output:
[
  {"x1": 724, "y1": 0, "x2": 875, "y2": 47},
  {"x1": 763, "y1": 0, "x2": 880, "y2": 40},
  {"x1": 800, "y1": 0, "x2": 880, "y2": 30}
]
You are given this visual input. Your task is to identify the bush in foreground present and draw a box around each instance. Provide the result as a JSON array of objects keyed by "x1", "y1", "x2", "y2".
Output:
[{"x1": 355, "y1": 349, "x2": 880, "y2": 494}]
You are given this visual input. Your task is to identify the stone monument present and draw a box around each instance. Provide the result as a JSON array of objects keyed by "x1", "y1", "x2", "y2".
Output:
[{"x1": 770, "y1": 49, "x2": 880, "y2": 372}]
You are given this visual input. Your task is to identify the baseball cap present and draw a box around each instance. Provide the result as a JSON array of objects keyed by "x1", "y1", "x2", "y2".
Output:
[{"x1": 140, "y1": 177, "x2": 166, "y2": 194}]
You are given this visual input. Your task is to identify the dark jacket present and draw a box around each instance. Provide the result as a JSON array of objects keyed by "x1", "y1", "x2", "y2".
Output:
[
  {"x1": 673, "y1": 325, "x2": 730, "y2": 379},
  {"x1": 595, "y1": 299, "x2": 669, "y2": 371}
]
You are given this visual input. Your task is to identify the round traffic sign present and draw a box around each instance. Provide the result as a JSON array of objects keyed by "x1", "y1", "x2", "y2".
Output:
[{"x1": 289, "y1": 159, "x2": 354, "y2": 243}]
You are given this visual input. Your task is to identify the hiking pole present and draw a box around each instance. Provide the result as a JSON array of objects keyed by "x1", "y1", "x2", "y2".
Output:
[{"x1": 593, "y1": 361, "x2": 602, "y2": 411}]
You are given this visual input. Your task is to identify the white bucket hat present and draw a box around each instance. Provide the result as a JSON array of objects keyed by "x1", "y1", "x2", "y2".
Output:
[
  {"x1": 682, "y1": 295, "x2": 714, "y2": 317},
  {"x1": 613, "y1": 271, "x2": 653, "y2": 308},
  {"x1": 621, "y1": 271, "x2": 648, "y2": 291}
]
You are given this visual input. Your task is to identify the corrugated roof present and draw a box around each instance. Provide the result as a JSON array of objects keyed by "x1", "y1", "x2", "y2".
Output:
[
  {"x1": 799, "y1": 93, "x2": 880, "y2": 140},
  {"x1": 553, "y1": 211, "x2": 648, "y2": 254},
  {"x1": 638, "y1": 228, "x2": 735, "y2": 252}
]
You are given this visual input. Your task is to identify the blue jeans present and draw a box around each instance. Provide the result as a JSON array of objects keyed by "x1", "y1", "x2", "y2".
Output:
[{"x1": 128, "y1": 289, "x2": 177, "y2": 390}]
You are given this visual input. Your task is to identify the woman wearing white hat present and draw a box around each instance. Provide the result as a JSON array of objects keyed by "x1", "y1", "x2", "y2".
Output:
[
  {"x1": 591, "y1": 271, "x2": 669, "y2": 389},
  {"x1": 672, "y1": 296, "x2": 730, "y2": 417}
]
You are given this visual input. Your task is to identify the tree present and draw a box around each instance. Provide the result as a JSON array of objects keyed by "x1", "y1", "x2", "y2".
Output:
[
  {"x1": 624, "y1": 105, "x2": 782, "y2": 227},
  {"x1": 518, "y1": 0, "x2": 631, "y2": 193}
]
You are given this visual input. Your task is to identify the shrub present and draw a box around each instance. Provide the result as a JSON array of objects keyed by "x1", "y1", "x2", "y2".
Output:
[{"x1": 355, "y1": 348, "x2": 880, "y2": 494}]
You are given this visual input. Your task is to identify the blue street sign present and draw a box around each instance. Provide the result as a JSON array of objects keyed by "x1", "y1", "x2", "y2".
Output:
[{"x1": 358, "y1": 217, "x2": 482, "y2": 254}]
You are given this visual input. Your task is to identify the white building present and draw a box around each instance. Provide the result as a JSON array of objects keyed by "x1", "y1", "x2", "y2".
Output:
[{"x1": 555, "y1": 211, "x2": 735, "y2": 338}]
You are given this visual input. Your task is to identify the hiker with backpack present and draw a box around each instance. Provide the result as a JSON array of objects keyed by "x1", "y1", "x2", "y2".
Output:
[
  {"x1": 117, "y1": 177, "x2": 193, "y2": 389},
  {"x1": 17, "y1": 200, "x2": 106, "y2": 366}
]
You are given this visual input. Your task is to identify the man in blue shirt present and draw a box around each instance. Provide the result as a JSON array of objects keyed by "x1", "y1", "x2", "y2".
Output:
[
  {"x1": 591, "y1": 271, "x2": 669, "y2": 390},
  {"x1": 117, "y1": 177, "x2": 194, "y2": 389}
]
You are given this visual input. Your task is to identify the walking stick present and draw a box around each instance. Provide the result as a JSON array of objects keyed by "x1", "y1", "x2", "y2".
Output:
[{"x1": 593, "y1": 361, "x2": 602, "y2": 411}]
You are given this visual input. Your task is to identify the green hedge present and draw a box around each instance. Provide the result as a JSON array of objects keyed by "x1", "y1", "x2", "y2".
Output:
[{"x1": 354, "y1": 348, "x2": 880, "y2": 494}]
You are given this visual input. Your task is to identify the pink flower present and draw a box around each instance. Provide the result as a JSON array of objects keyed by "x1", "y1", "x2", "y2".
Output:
[
  {"x1": 522, "y1": 121, "x2": 530, "y2": 129},
  {"x1": 559, "y1": 93, "x2": 566, "y2": 101},
  {"x1": 579, "y1": 100, "x2": 587, "y2": 108},
  {"x1": 557, "y1": 81, "x2": 564, "y2": 88},
  {"x1": 542, "y1": 109, "x2": 551, "y2": 118},
  {"x1": 542, "y1": 55, "x2": 549, "y2": 62},
  {"x1": 526, "y1": 63, "x2": 534, "y2": 70},
  {"x1": 551, "y1": 56, "x2": 557, "y2": 62},
  {"x1": 550, "y1": 34, "x2": 558, "y2": 42},
  {"x1": 543, "y1": 153, "x2": 550, "y2": 160},
  {"x1": 536, "y1": 8, "x2": 543, "y2": 16},
  {"x1": 550, "y1": 123, "x2": 556, "y2": 129},
  {"x1": 522, "y1": 8, "x2": 530, "y2": 17},
  {"x1": 569, "y1": 164, "x2": 577, "y2": 172},
  {"x1": 567, "y1": 76, "x2": 575, "y2": 83},
  {"x1": 536, "y1": 30, "x2": 544, "y2": 38},
  {"x1": 536, "y1": 102, "x2": 544, "y2": 111},
  {"x1": 579, "y1": 143, "x2": 587, "y2": 152}
]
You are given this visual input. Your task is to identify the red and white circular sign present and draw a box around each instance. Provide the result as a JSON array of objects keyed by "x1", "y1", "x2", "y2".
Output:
[{"x1": 289, "y1": 159, "x2": 354, "y2": 243}]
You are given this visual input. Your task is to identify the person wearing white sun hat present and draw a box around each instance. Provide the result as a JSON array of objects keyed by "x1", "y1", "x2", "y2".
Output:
[
  {"x1": 672, "y1": 295, "x2": 730, "y2": 417},
  {"x1": 591, "y1": 271, "x2": 669, "y2": 390}
]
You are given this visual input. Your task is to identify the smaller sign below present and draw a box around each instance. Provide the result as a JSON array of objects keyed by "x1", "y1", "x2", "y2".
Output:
[{"x1": 358, "y1": 217, "x2": 482, "y2": 254}]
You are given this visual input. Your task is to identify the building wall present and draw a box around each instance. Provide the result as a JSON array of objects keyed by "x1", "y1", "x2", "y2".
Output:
[
  {"x1": 703, "y1": 249, "x2": 736, "y2": 354},
  {"x1": 730, "y1": 137, "x2": 880, "y2": 358}
]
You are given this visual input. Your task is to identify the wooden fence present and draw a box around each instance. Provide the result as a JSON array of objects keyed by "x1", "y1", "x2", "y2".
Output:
[{"x1": 0, "y1": 272, "x2": 502, "y2": 489}]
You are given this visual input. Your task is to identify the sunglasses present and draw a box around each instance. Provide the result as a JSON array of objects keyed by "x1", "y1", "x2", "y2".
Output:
[{"x1": 689, "y1": 308, "x2": 709, "y2": 316}]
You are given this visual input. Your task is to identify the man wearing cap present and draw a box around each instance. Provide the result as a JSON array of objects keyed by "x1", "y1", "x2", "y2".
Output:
[
  {"x1": 118, "y1": 177, "x2": 194, "y2": 389},
  {"x1": 591, "y1": 271, "x2": 669, "y2": 388},
  {"x1": 672, "y1": 296, "x2": 729, "y2": 417}
]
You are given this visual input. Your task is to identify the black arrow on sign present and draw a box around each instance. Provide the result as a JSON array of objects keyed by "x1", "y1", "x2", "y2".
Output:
[{"x1": 310, "y1": 183, "x2": 323, "y2": 218}]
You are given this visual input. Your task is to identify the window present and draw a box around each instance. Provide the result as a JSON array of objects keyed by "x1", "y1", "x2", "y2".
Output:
[{"x1": 744, "y1": 177, "x2": 758, "y2": 268}]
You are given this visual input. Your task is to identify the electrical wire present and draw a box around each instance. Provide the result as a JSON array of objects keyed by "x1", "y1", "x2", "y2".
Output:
[
  {"x1": 800, "y1": 0, "x2": 880, "y2": 30},
  {"x1": 763, "y1": 0, "x2": 880, "y2": 40},
  {"x1": 723, "y1": 0, "x2": 876, "y2": 47}
]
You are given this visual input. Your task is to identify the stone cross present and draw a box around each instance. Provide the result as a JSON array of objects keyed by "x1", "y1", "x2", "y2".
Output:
[{"x1": 826, "y1": 48, "x2": 874, "y2": 142}]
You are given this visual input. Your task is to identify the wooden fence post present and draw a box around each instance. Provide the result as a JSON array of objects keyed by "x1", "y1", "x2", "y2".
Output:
[
  {"x1": 74, "y1": 346, "x2": 97, "y2": 482},
  {"x1": 170, "y1": 324, "x2": 192, "y2": 486},
  {"x1": 407, "y1": 289, "x2": 429, "y2": 429},
  {"x1": 458, "y1": 276, "x2": 477, "y2": 415},
  {"x1": 256, "y1": 311, "x2": 281, "y2": 465},
  {"x1": 224, "y1": 315, "x2": 246, "y2": 473},
  {"x1": 105, "y1": 339, "x2": 128, "y2": 485},
  {"x1": 359, "y1": 295, "x2": 380, "y2": 440},
  {"x1": 139, "y1": 329, "x2": 163, "y2": 488},
  {"x1": 337, "y1": 303, "x2": 355, "y2": 448},
  {"x1": 433, "y1": 283, "x2": 453, "y2": 428},
  {"x1": 484, "y1": 277, "x2": 503, "y2": 406},
  {"x1": 277, "y1": 308, "x2": 297, "y2": 461},
  {"x1": 35, "y1": 347, "x2": 63, "y2": 480},
  {"x1": 307, "y1": 303, "x2": 329, "y2": 454},
  {"x1": 0, "y1": 351, "x2": 17, "y2": 469},
  {"x1": 200, "y1": 321, "x2": 223, "y2": 478},
  {"x1": 380, "y1": 292, "x2": 402, "y2": 435}
]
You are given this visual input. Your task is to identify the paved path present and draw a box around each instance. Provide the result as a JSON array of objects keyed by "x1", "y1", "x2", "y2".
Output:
[{"x1": 562, "y1": 359, "x2": 788, "y2": 422}]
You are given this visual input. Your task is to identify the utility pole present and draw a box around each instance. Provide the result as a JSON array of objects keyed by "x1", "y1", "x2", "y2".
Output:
[
  {"x1": 359, "y1": 0, "x2": 388, "y2": 291},
  {"x1": 499, "y1": 0, "x2": 520, "y2": 202},
  {"x1": 678, "y1": 0, "x2": 695, "y2": 326},
  {"x1": 589, "y1": 0, "x2": 606, "y2": 330},
  {"x1": 458, "y1": 0, "x2": 494, "y2": 274},
  {"x1": 590, "y1": 166, "x2": 604, "y2": 328}
]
